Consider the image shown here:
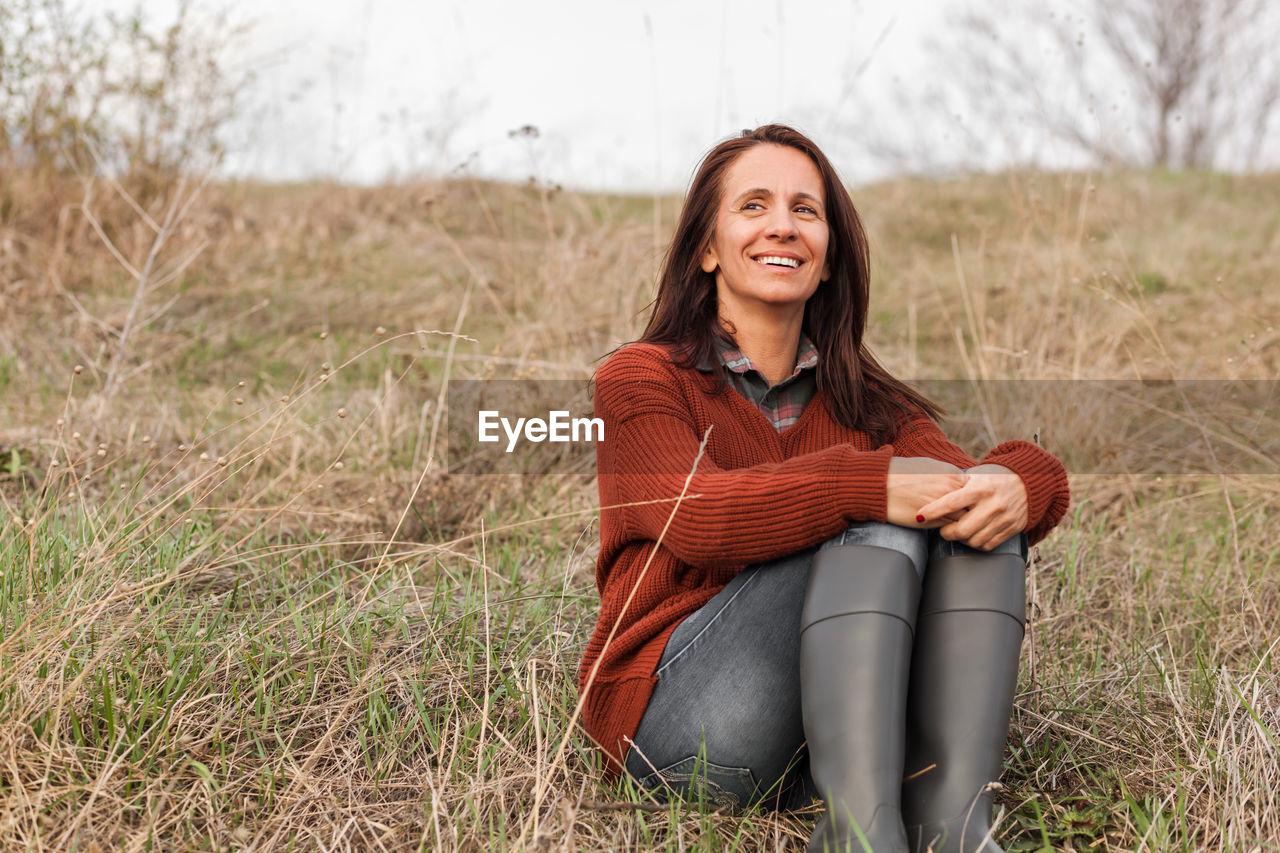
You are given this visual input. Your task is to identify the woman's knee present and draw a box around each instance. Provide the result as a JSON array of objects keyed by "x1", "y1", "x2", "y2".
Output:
[
  {"x1": 819, "y1": 520, "x2": 929, "y2": 580},
  {"x1": 928, "y1": 530, "x2": 1028, "y2": 564},
  {"x1": 921, "y1": 532, "x2": 1027, "y2": 621}
]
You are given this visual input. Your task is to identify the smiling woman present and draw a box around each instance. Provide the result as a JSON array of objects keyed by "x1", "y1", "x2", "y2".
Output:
[{"x1": 578, "y1": 125, "x2": 1070, "y2": 852}]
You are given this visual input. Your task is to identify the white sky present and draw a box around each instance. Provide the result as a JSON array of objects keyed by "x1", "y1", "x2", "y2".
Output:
[
  {"x1": 94, "y1": 0, "x2": 985, "y2": 189},
  {"x1": 96, "y1": 0, "x2": 1206, "y2": 189}
]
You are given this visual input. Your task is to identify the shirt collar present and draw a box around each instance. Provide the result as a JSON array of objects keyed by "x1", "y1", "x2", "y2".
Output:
[{"x1": 696, "y1": 332, "x2": 819, "y2": 379}]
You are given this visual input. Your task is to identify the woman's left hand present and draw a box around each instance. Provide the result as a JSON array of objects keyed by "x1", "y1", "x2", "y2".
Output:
[{"x1": 915, "y1": 463, "x2": 1029, "y2": 551}]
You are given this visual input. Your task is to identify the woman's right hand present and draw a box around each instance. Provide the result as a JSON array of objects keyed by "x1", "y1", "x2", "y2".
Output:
[{"x1": 886, "y1": 456, "x2": 968, "y2": 528}]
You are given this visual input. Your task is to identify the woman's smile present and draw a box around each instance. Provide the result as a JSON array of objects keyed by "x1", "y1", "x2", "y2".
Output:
[{"x1": 753, "y1": 253, "x2": 802, "y2": 269}]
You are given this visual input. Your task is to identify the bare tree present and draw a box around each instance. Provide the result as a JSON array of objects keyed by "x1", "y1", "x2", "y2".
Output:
[{"x1": 853, "y1": 0, "x2": 1280, "y2": 173}]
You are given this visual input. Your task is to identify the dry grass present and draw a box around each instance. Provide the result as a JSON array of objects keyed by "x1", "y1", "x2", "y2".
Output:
[{"x1": 1, "y1": 164, "x2": 1278, "y2": 851}]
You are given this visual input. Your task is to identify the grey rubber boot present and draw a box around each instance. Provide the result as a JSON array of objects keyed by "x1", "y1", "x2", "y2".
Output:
[
  {"x1": 901, "y1": 548, "x2": 1026, "y2": 853},
  {"x1": 801, "y1": 545, "x2": 920, "y2": 853}
]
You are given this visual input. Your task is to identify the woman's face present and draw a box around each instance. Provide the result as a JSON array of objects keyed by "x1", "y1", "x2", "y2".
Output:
[{"x1": 701, "y1": 144, "x2": 831, "y2": 324}]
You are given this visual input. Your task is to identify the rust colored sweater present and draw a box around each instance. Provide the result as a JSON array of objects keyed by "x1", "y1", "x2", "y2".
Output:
[{"x1": 578, "y1": 343, "x2": 1070, "y2": 774}]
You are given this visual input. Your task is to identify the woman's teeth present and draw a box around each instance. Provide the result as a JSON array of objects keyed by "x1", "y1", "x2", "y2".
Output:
[{"x1": 756, "y1": 256, "x2": 800, "y2": 268}]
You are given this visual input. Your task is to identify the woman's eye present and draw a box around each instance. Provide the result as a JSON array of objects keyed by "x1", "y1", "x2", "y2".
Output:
[
  {"x1": 795, "y1": 205, "x2": 817, "y2": 215},
  {"x1": 741, "y1": 201, "x2": 764, "y2": 211}
]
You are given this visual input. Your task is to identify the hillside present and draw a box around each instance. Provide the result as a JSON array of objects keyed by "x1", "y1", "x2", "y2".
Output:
[{"x1": 1, "y1": 168, "x2": 1278, "y2": 850}]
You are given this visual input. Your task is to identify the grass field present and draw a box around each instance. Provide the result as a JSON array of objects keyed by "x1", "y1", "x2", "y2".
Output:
[{"x1": 2, "y1": 167, "x2": 1278, "y2": 851}]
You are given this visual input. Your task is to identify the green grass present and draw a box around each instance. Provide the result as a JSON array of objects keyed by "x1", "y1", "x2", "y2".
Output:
[{"x1": 0, "y1": 483, "x2": 599, "y2": 849}]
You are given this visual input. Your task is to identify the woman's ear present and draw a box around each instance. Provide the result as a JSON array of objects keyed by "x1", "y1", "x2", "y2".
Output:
[
  {"x1": 701, "y1": 243, "x2": 719, "y2": 274},
  {"x1": 821, "y1": 259, "x2": 831, "y2": 282}
]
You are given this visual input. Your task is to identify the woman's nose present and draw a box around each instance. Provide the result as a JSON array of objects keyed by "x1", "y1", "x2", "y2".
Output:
[{"x1": 765, "y1": 209, "x2": 799, "y2": 239}]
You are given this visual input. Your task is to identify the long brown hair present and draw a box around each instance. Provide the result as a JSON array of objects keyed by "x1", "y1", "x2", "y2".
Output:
[{"x1": 639, "y1": 124, "x2": 940, "y2": 443}]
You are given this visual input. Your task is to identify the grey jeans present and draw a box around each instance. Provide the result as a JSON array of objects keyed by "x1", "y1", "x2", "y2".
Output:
[{"x1": 622, "y1": 521, "x2": 1027, "y2": 811}]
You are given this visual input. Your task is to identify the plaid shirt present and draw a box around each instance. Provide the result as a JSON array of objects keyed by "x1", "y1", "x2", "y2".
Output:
[{"x1": 698, "y1": 334, "x2": 819, "y2": 432}]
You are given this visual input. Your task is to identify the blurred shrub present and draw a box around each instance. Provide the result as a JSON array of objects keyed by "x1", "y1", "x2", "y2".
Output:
[
  {"x1": 1, "y1": 0, "x2": 252, "y2": 309},
  {"x1": 0, "y1": 0, "x2": 250, "y2": 193}
]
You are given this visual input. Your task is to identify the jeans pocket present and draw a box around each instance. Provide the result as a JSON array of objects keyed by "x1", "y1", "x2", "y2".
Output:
[{"x1": 634, "y1": 755, "x2": 757, "y2": 811}]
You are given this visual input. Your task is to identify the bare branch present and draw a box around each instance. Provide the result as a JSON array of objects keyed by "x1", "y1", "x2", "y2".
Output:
[
  {"x1": 98, "y1": 171, "x2": 190, "y2": 409},
  {"x1": 858, "y1": 0, "x2": 1280, "y2": 172},
  {"x1": 78, "y1": 178, "x2": 142, "y2": 281}
]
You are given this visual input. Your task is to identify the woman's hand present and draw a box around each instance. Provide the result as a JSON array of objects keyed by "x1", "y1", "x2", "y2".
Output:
[
  {"x1": 916, "y1": 463, "x2": 1029, "y2": 550},
  {"x1": 886, "y1": 457, "x2": 968, "y2": 528}
]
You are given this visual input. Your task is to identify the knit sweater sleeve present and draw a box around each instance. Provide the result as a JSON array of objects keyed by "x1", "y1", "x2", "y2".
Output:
[
  {"x1": 595, "y1": 346, "x2": 894, "y2": 569},
  {"x1": 892, "y1": 409, "x2": 1070, "y2": 546}
]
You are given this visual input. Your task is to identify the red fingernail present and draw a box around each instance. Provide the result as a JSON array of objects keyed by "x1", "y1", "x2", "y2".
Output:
[{"x1": 916, "y1": 514, "x2": 926, "y2": 523}]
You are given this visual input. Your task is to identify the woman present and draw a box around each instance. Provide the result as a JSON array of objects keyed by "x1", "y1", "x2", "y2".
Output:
[{"x1": 578, "y1": 125, "x2": 1069, "y2": 853}]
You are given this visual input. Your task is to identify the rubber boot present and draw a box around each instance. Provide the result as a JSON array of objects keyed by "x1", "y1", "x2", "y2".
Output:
[
  {"x1": 801, "y1": 545, "x2": 920, "y2": 853},
  {"x1": 901, "y1": 547, "x2": 1026, "y2": 853}
]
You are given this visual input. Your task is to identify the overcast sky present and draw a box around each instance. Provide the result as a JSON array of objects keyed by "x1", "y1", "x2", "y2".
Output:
[{"x1": 97, "y1": 0, "x2": 1007, "y2": 189}]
